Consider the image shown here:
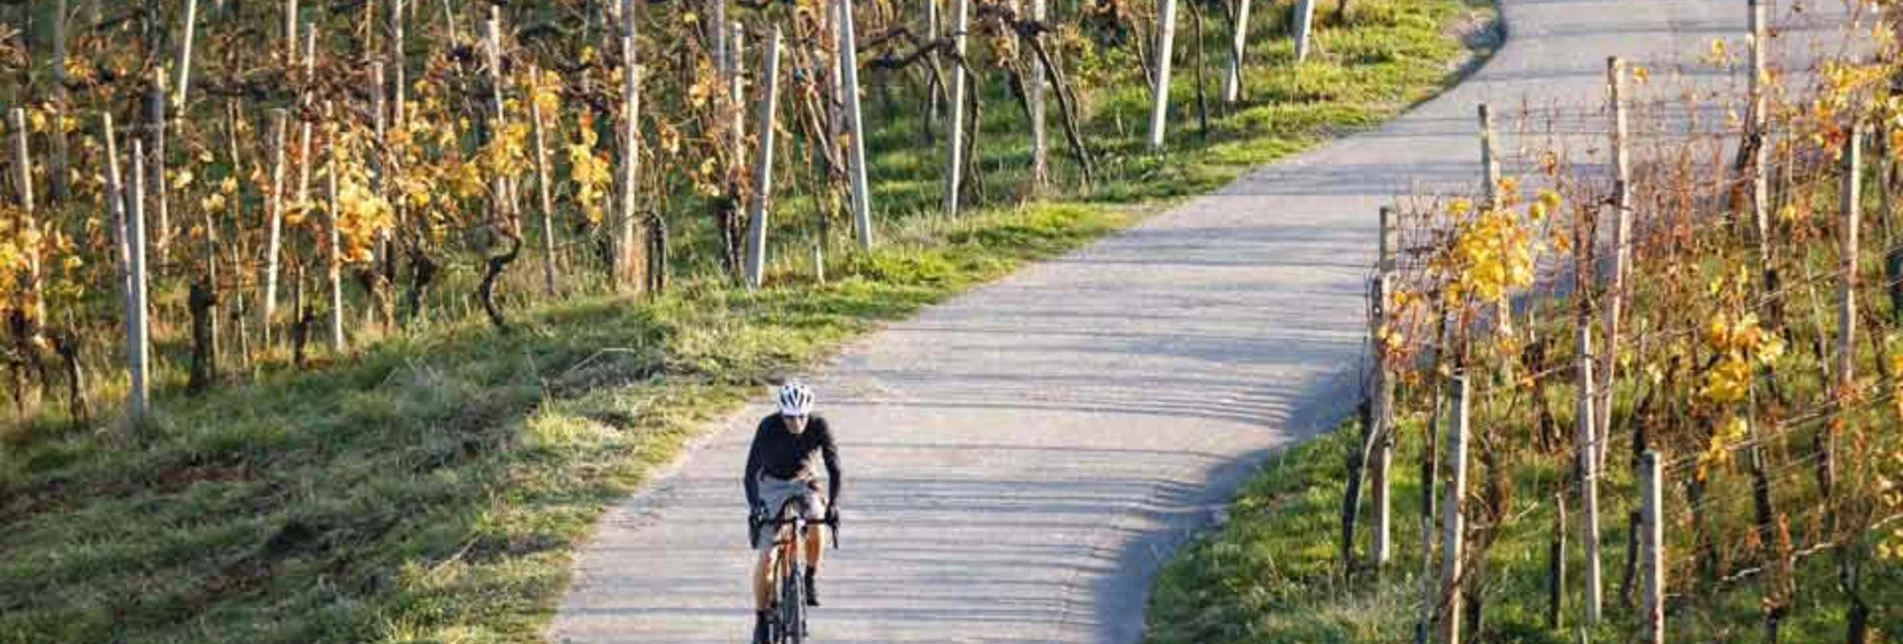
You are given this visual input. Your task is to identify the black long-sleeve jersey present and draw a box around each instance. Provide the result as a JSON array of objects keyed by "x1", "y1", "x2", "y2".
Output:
[{"x1": 742, "y1": 413, "x2": 842, "y2": 508}]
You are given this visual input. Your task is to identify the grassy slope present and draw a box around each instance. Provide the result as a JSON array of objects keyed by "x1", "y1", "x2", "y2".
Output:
[{"x1": 0, "y1": 1, "x2": 1486, "y2": 642}]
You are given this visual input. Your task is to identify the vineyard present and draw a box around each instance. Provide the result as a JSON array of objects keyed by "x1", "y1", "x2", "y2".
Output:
[
  {"x1": 1151, "y1": 1, "x2": 1903, "y2": 642},
  {"x1": 0, "y1": 0, "x2": 1490, "y2": 641}
]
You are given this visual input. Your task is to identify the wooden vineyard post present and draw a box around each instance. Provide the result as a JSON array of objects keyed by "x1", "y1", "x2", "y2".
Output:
[
  {"x1": 127, "y1": 139, "x2": 152, "y2": 423},
  {"x1": 103, "y1": 112, "x2": 129, "y2": 340},
  {"x1": 943, "y1": 0, "x2": 969, "y2": 216},
  {"x1": 729, "y1": 23, "x2": 746, "y2": 183},
  {"x1": 1148, "y1": 0, "x2": 1178, "y2": 151},
  {"x1": 1438, "y1": 374, "x2": 1469, "y2": 643},
  {"x1": 1372, "y1": 206, "x2": 1397, "y2": 568},
  {"x1": 1549, "y1": 489, "x2": 1567, "y2": 629},
  {"x1": 147, "y1": 74, "x2": 171, "y2": 267},
  {"x1": 284, "y1": 0, "x2": 298, "y2": 64},
  {"x1": 1601, "y1": 57, "x2": 1632, "y2": 463},
  {"x1": 391, "y1": 0, "x2": 407, "y2": 128},
  {"x1": 1478, "y1": 103, "x2": 1511, "y2": 337},
  {"x1": 1223, "y1": 0, "x2": 1252, "y2": 103},
  {"x1": 260, "y1": 110, "x2": 290, "y2": 347},
  {"x1": 1477, "y1": 104, "x2": 1500, "y2": 210},
  {"x1": 745, "y1": 26, "x2": 784, "y2": 290},
  {"x1": 1640, "y1": 450, "x2": 1665, "y2": 644},
  {"x1": 615, "y1": 0, "x2": 647, "y2": 291},
  {"x1": 323, "y1": 103, "x2": 345, "y2": 354},
  {"x1": 838, "y1": 0, "x2": 873, "y2": 249},
  {"x1": 1577, "y1": 319, "x2": 1604, "y2": 624},
  {"x1": 1837, "y1": 126, "x2": 1861, "y2": 397},
  {"x1": 1748, "y1": 0, "x2": 1771, "y2": 249},
  {"x1": 1029, "y1": 0, "x2": 1050, "y2": 190},
  {"x1": 1292, "y1": 0, "x2": 1317, "y2": 62},
  {"x1": 176, "y1": 0, "x2": 199, "y2": 111},
  {"x1": 531, "y1": 66, "x2": 560, "y2": 297},
  {"x1": 1346, "y1": 206, "x2": 1400, "y2": 573},
  {"x1": 295, "y1": 24, "x2": 317, "y2": 218},
  {"x1": 1824, "y1": 126, "x2": 1861, "y2": 511},
  {"x1": 10, "y1": 109, "x2": 43, "y2": 331}
]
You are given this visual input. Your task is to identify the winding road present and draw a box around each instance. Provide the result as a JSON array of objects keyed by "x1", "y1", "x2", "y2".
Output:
[{"x1": 552, "y1": 1, "x2": 1853, "y2": 642}]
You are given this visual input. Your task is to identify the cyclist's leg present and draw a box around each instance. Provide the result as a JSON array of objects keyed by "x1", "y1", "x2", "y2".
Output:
[
  {"x1": 803, "y1": 524, "x2": 824, "y2": 571},
  {"x1": 753, "y1": 536, "x2": 778, "y2": 611},
  {"x1": 801, "y1": 488, "x2": 826, "y2": 573}
]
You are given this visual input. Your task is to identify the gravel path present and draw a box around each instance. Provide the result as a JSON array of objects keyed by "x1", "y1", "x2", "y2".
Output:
[{"x1": 552, "y1": 1, "x2": 1851, "y2": 641}]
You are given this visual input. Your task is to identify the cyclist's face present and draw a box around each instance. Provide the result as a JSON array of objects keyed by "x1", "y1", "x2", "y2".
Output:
[{"x1": 783, "y1": 414, "x2": 809, "y2": 435}]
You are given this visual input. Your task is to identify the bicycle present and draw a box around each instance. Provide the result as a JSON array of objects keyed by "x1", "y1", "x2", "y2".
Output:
[{"x1": 751, "y1": 498, "x2": 839, "y2": 644}]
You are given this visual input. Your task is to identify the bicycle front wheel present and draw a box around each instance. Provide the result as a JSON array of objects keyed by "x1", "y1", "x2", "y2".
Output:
[{"x1": 781, "y1": 564, "x2": 805, "y2": 643}]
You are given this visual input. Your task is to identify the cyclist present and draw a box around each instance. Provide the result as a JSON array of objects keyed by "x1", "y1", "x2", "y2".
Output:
[{"x1": 745, "y1": 381, "x2": 842, "y2": 644}]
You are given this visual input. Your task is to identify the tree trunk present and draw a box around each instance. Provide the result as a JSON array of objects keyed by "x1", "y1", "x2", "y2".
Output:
[{"x1": 478, "y1": 232, "x2": 522, "y2": 331}]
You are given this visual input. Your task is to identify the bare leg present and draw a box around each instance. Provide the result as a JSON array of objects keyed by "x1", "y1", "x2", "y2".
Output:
[
  {"x1": 804, "y1": 524, "x2": 825, "y2": 573},
  {"x1": 753, "y1": 539, "x2": 777, "y2": 611}
]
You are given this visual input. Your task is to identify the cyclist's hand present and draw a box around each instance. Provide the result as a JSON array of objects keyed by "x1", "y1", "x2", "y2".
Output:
[
  {"x1": 824, "y1": 505, "x2": 839, "y2": 525},
  {"x1": 749, "y1": 503, "x2": 768, "y2": 525}
]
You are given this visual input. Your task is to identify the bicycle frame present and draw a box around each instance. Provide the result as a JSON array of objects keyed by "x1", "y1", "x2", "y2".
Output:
[{"x1": 755, "y1": 502, "x2": 837, "y2": 644}]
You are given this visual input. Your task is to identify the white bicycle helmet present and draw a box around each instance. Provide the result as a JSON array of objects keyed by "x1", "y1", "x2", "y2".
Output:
[{"x1": 776, "y1": 381, "x2": 815, "y2": 417}]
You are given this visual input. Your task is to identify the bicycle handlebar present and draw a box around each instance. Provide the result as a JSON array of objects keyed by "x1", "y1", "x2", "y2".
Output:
[{"x1": 751, "y1": 514, "x2": 841, "y2": 549}]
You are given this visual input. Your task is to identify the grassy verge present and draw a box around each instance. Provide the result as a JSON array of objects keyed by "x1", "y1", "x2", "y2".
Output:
[
  {"x1": 0, "y1": 1, "x2": 1490, "y2": 641},
  {"x1": 1150, "y1": 407, "x2": 1903, "y2": 643}
]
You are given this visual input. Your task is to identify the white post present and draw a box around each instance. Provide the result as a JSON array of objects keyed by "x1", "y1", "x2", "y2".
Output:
[
  {"x1": 323, "y1": 103, "x2": 345, "y2": 354},
  {"x1": 391, "y1": 0, "x2": 407, "y2": 127},
  {"x1": 1223, "y1": 0, "x2": 1252, "y2": 103},
  {"x1": 729, "y1": 22, "x2": 746, "y2": 178},
  {"x1": 1147, "y1": 0, "x2": 1178, "y2": 151},
  {"x1": 260, "y1": 110, "x2": 290, "y2": 346},
  {"x1": 284, "y1": 0, "x2": 298, "y2": 64},
  {"x1": 838, "y1": 0, "x2": 873, "y2": 249},
  {"x1": 295, "y1": 24, "x2": 317, "y2": 209},
  {"x1": 370, "y1": 61, "x2": 392, "y2": 315},
  {"x1": 1371, "y1": 206, "x2": 1397, "y2": 567},
  {"x1": 617, "y1": 0, "x2": 644, "y2": 290},
  {"x1": 147, "y1": 74, "x2": 171, "y2": 266},
  {"x1": 943, "y1": 0, "x2": 969, "y2": 216},
  {"x1": 1600, "y1": 57, "x2": 1632, "y2": 463},
  {"x1": 745, "y1": 26, "x2": 784, "y2": 290},
  {"x1": 103, "y1": 113, "x2": 128, "y2": 319},
  {"x1": 1439, "y1": 374, "x2": 1469, "y2": 643},
  {"x1": 1479, "y1": 103, "x2": 1512, "y2": 337},
  {"x1": 1292, "y1": 0, "x2": 1316, "y2": 62},
  {"x1": 1577, "y1": 322, "x2": 1603, "y2": 624},
  {"x1": 175, "y1": 0, "x2": 199, "y2": 111},
  {"x1": 1748, "y1": 0, "x2": 1770, "y2": 248},
  {"x1": 127, "y1": 139, "x2": 151, "y2": 421},
  {"x1": 11, "y1": 108, "x2": 42, "y2": 328},
  {"x1": 1029, "y1": 0, "x2": 1049, "y2": 188},
  {"x1": 531, "y1": 69, "x2": 560, "y2": 297},
  {"x1": 1839, "y1": 126, "x2": 1862, "y2": 394},
  {"x1": 1640, "y1": 450, "x2": 1665, "y2": 644}
]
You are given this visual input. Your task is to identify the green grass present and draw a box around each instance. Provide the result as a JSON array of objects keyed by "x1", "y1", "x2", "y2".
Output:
[
  {"x1": 1150, "y1": 407, "x2": 1903, "y2": 643},
  {"x1": 0, "y1": 1, "x2": 1491, "y2": 641}
]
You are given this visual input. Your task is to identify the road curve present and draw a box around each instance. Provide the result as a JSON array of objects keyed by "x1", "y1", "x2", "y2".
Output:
[{"x1": 552, "y1": 1, "x2": 1852, "y2": 642}]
